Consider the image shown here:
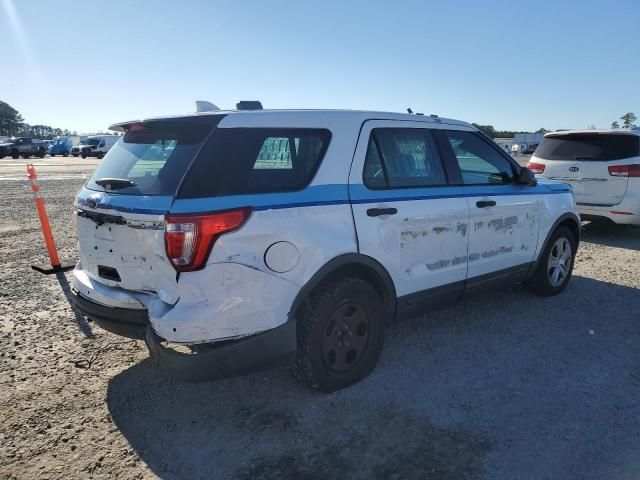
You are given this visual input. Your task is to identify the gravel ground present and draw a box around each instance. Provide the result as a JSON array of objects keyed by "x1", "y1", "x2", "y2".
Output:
[{"x1": 1, "y1": 161, "x2": 639, "y2": 480}]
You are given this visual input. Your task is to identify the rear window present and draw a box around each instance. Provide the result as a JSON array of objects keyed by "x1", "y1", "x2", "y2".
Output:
[
  {"x1": 534, "y1": 134, "x2": 640, "y2": 161},
  {"x1": 86, "y1": 119, "x2": 219, "y2": 195},
  {"x1": 178, "y1": 128, "x2": 331, "y2": 198}
]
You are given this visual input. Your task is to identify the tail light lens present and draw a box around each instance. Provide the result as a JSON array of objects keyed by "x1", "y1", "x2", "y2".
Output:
[
  {"x1": 526, "y1": 162, "x2": 546, "y2": 174},
  {"x1": 164, "y1": 208, "x2": 252, "y2": 271},
  {"x1": 608, "y1": 164, "x2": 640, "y2": 177}
]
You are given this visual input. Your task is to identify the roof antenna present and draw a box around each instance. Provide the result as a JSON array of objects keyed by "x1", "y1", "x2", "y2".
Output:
[
  {"x1": 407, "y1": 108, "x2": 413, "y2": 114},
  {"x1": 195, "y1": 101, "x2": 220, "y2": 112}
]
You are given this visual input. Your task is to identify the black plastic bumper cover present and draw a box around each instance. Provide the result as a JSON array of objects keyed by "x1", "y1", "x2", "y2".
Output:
[
  {"x1": 144, "y1": 320, "x2": 297, "y2": 383},
  {"x1": 70, "y1": 290, "x2": 149, "y2": 340}
]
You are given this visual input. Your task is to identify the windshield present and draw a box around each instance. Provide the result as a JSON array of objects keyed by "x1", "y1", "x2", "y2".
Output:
[
  {"x1": 53, "y1": 139, "x2": 66, "y2": 145},
  {"x1": 535, "y1": 134, "x2": 640, "y2": 161},
  {"x1": 86, "y1": 119, "x2": 220, "y2": 195}
]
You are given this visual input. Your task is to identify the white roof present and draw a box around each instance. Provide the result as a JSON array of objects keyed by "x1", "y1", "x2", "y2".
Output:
[
  {"x1": 545, "y1": 129, "x2": 640, "y2": 137},
  {"x1": 109, "y1": 109, "x2": 473, "y2": 131}
]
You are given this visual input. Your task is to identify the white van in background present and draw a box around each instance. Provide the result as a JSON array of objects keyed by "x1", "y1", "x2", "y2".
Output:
[
  {"x1": 71, "y1": 135, "x2": 119, "y2": 159},
  {"x1": 529, "y1": 130, "x2": 640, "y2": 225}
]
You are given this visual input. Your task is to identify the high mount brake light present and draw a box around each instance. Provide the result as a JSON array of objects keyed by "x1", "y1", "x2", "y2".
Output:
[
  {"x1": 164, "y1": 208, "x2": 252, "y2": 272},
  {"x1": 608, "y1": 164, "x2": 640, "y2": 177},
  {"x1": 526, "y1": 162, "x2": 546, "y2": 174}
]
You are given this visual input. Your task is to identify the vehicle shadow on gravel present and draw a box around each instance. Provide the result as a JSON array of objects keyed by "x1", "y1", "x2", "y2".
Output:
[
  {"x1": 55, "y1": 271, "x2": 94, "y2": 338},
  {"x1": 581, "y1": 221, "x2": 640, "y2": 251},
  {"x1": 106, "y1": 276, "x2": 640, "y2": 480}
]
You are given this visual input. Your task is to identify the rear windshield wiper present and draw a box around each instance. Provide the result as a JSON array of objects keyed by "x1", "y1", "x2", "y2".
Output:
[{"x1": 94, "y1": 178, "x2": 137, "y2": 189}]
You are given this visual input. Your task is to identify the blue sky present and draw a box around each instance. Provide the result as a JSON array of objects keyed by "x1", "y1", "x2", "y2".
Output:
[{"x1": 1, "y1": 0, "x2": 638, "y2": 133}]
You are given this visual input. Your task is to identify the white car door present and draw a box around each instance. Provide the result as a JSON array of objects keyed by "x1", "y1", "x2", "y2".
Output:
[
  {"x1": 436, "y1": 129, "x2": 542, "y2": 283},
  {"x1": 349, "y1": 121, "x2": 470, "y2": 312}
]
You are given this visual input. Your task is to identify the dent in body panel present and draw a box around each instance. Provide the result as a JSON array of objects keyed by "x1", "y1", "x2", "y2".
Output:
[{"x1": 149, "y1": 263, "x2": 300, "y2": 344}]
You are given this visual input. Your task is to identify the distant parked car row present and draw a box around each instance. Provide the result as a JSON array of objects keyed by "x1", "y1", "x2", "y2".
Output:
[{"x1": 0, "y1": 134, "x2": 119, "y2": 159}]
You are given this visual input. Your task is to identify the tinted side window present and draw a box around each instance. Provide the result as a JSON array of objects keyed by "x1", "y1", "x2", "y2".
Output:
[
  {"x1": 363, "y1": 128, "x2": 446, "y2": 188},
  {"x1": 179, "y1": 128, "x2": 331, "y2": 198},
  {"x1": 444, "y1": 131, "x2": 515, "y2": 185}
]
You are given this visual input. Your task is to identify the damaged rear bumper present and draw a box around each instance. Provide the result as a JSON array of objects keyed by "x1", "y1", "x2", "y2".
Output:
[
  {"x1": 70, "y1": 289, "x2": 149, "y2": 339},
  {"x1": 144, "y1": 320, "x2": 297, "y2": 382}
]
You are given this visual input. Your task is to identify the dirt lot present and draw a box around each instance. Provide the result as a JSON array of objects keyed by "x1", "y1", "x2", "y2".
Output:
[{"x1": 1, "y1": 157, "x2": 639, "y2": 480}]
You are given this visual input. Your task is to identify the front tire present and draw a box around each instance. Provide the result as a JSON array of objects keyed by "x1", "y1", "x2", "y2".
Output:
[
  {"x1": 63, "y1": 152, "x2": 68, "y2": 157},
  {"x1": 527, "y1": 226, "x2": 576, "y2": 296},
  {"x1": 294, "y1": 277, "x2": 386, "y2": 392},
  {"x1": 81, "y1": 153, "x2": 87, "y2": 159},
  {"x1": 11, "y1": 150, "x2": 19, "y2": 159},
  {"x1": 97, "y1": 152, "x2": 104, "y2": 159}
]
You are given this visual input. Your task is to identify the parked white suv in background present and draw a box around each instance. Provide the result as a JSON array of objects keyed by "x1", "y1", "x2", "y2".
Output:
[
  {"x1": 71, "y1": 107, "x2": 580, "y2": 392},
  {"x1": 528, "y1": 129, "x2": 640, "y2": 225}
]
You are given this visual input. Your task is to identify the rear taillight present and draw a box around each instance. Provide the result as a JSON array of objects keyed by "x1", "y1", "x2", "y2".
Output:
[
  {"x1": 526, "y1": 162, "x2": 546, "y2": 174},
  {"x1": 164, "y1": 208, "x2": 252, "y2": 272},
  {"x1": 608, "y1": 164, "x2": 640, "y2": 177}
]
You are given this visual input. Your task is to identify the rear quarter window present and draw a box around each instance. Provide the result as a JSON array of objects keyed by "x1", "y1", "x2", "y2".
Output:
[
  {"x1": 178, "y1": 128, "x2": 331, "y2": 198},
  {"x1": 535, "y1": 134, "x2": 640, "y2": 161}
]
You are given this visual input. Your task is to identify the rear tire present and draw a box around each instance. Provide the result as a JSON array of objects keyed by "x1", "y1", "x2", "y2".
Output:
[
  {"x1": 72, "y1": 153, "x2": 78, "y2": 157},
  {"x1": 526, "y1": 226, "x2": 576, "y2": 296},
  {"x1": 11, "y1": 150, "x2": 19, "y2": 159},
  {"x1": 63, "y1": 152, "x2": 68, "y2": 157},
  {"x1": 293, "y1": 277, "x2": 386, "y2": 392},
  {"x1": 81, "y1": 153, "x2": 87, "y2": 159}
]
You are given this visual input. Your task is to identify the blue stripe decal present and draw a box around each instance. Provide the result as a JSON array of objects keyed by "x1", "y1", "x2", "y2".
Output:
[
  {"x1": 76, "y1": 184, "x2": 571, "y2": 216},
  {"x1": 171, "y1": 184, "x2": 349, "y2": 214}
]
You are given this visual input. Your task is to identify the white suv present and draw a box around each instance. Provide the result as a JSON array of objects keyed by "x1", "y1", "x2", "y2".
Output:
[
  {"x1": 528, "y1": 129, "x2": 640, "y2": 225},
  {"x1": 71, "y1": 108, "x2": 580, "y2": 392}
]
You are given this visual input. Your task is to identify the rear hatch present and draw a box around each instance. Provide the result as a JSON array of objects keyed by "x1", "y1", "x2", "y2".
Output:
[
  {"x1": 532, "y1": 132, "x2": 640, "y2": 206},
  {"x1": 75, "y1": 117, "x2": 223, "y2": 304}
]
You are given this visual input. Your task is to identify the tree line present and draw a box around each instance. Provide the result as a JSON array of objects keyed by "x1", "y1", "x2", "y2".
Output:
[
  {"x1": 471, "y1": 124, "x2": 549, "y2": 139},
  {"x1": 611, "y1": 113, "x2": 636, "y2": 129},
  {"x1": 474, "y1": 112, "x2": 637, "y2": 139},
  {"x1": 0, "y1": 100, "x2": 79, "y2": 139}
]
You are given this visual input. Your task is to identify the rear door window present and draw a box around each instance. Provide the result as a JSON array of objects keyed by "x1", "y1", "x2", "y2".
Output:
[
  {"x1": 178, "y1": 128, "x2": 331, "y2": 198},
  {"x1": 363, "y1": 128, "x2": 446, "y2": 188},
  {"x1": 534, "y1": 134, "x2": 640, "y2": 161}
]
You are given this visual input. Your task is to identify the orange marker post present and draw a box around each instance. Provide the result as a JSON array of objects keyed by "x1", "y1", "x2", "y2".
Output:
[{"x1": 27, "y1": 164, "x2": 75, "y2": 274}]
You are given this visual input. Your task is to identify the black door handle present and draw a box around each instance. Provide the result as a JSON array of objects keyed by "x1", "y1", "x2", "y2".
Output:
[
  {"x1": 367, "y1": 207, "x2": 398, "y2": 217},
  {"x1": 476, "y1": 200, "x2": 496, "y2": 208}
]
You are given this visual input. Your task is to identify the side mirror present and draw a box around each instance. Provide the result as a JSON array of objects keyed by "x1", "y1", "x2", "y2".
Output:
[{"x1": 517, "y1": 167, "x2": 537, "y2": 186}]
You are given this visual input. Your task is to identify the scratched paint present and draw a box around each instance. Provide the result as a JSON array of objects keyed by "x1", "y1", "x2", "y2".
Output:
[
  {"x1": 425, "y1": 259, "x2": 452, "y2": 271},
  {"x1": 399, "y1": 216, "x2": 469, "y2": 282},
  {"x1": 467, "y1": 206, "x2": 540, "y2": 277}
]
